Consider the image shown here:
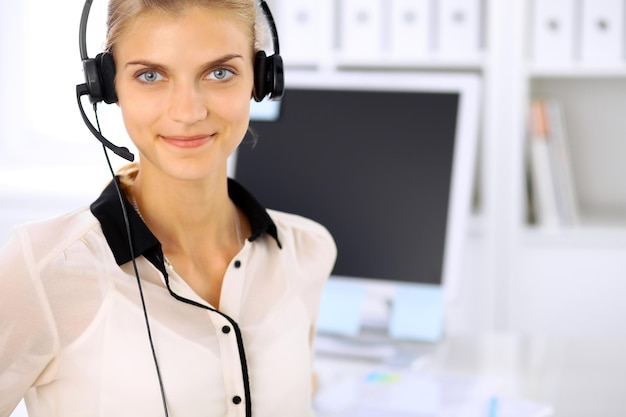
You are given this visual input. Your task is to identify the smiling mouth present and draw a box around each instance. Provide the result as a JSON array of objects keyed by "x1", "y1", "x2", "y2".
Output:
[{"x1": 160, "y1": 134, "x2": 215, "y2": 148}]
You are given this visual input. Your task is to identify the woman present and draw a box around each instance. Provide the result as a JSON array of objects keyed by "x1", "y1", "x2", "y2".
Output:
[{"x1": 0, "y1": 1, "x2": 337, "y2": 416}]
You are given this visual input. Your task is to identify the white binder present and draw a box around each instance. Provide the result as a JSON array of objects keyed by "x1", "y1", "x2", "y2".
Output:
[
  {"x1": 531, "y1": 0, "x2": 577, "y2": 64},
  {"x1": 339, "y1": 0, "x2": 384, "y2": 60},
  {"x1": 274, "y1": 0, "x2": 321, "y2": 66},
  {"x1": 580, "y1": 0, "x2": 625, "y2": 64},
  {"x1": 389, "y1": 0, "x2": 432, "y2": 60},
  {"x1": 436, "y1": 0, "x2": 481, "y2": 58}
]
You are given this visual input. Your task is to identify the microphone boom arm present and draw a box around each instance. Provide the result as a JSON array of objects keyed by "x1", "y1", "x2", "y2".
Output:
[{"x1": 76, "y1": 83, "x2": 135, "y2": 162}]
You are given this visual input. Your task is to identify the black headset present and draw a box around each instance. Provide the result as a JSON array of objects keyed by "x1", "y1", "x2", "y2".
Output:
[{"x1": 76, "y1": 0, "x2": 285, "y2": 162}]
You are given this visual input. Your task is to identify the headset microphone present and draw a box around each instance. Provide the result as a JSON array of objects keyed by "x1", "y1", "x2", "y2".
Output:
[
  {"x1": 76, "y1": 84, "x2": 135, "y2": 161},
  {"x1": 77, "y1": 0, "x2": 134, "y2": 161}
]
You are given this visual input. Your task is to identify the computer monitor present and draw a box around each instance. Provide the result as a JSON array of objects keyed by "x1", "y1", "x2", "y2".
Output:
[{"x1": 232, "y1": 70, "x2": 480, "y2": 343}]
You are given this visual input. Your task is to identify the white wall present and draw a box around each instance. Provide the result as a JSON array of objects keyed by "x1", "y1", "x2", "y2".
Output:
[
  {"x1": 0, "y1": 0, "x2": 132, "y2": 173},
  {"x1": 0, "y1": 0, "x2": 135, "y2": 242}
]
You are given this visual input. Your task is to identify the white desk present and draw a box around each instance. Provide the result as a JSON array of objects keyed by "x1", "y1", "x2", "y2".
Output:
[{"x1": 313, "y1": 333, "x2": 553, "y2": 417}]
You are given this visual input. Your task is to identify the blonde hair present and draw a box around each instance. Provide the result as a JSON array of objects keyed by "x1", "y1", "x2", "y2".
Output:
[
  {"x1": 105, "y1": 0, "x2": 267, "y2": 55},
  {"x1": 116, "y1": 161, "x2": 140, "y2": 194}
]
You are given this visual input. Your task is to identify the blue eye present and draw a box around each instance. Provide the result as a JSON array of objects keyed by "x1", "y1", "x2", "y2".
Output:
[
  {"x1": 138, "y1": 71, "x2": 163, "y2": 83},
  {"x1": 208, "y1": 68, "x2": 234, "y2": 80}
]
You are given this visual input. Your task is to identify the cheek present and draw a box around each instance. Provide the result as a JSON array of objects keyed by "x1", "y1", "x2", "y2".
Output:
[
  {"x1": 118, "y1": 98, "x2": 157, "y2": 143},
  {"x1": 229, "y1": 99, "x2": 251, "y2": 140},
  {"x1": 116, "y1": 83, "x2": 161, "y2": 135},
  {"x1": 210, "y1": 88, "x2": 251, "y2": 131}
]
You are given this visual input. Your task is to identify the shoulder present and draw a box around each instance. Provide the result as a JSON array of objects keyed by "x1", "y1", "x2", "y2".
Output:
[
  {"x1": 0, "y1": 207, "x2": 104, "y2": 395},
  {"x1": 269, "y1": 209, "x2": 336, "y2": 251},
  {"x1": 1, "y1": 207, "x2": 101, "y2": 268},
  {"x1": 267, "y1": 209, "x2": 337, "y2": 268}
]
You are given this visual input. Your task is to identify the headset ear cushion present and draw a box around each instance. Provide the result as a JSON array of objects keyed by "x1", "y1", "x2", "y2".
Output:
[
  {"x1": 253, "y1": 51, "x2": 286, "y2": 102},
  {"x1": 82, "y1": 58, "x2": 103, "y2": 103},
  {"x1": 269, "y1": 54, "x2": 284, "y2": 100},
  {"x1": 253, "y1": 51, "x2": 268, "y2": 102},
  {"x1": 96, "y1": 52, "x2": 118, "y2": 104}
]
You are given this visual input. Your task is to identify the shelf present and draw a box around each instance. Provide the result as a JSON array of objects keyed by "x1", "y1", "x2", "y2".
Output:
[
  {"x1": 528, "y1": 63, "x2": 626, "y2": 79},
  {"x1": 336, "y1": 54, "x2": 485, "y2": 71},
  {"x1": 521, "y1": 223, "x2": 626, "y2": 248},
  {"x1": 297, "y1": 53, "x2": 487, "y2": 72}
]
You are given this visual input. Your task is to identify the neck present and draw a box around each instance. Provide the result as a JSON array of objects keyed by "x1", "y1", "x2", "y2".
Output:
[{"x1": 130, "y1": 167, "x2": 245, "y2": 257}]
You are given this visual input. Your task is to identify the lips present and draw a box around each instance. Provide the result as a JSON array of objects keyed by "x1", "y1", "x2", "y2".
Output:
[{"x1": 160, "y1": 134, "x2": 215, "y2": 148}]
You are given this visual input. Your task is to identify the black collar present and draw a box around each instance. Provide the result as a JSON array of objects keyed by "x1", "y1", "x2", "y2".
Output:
[{"x1": 90, "y1": 177, "x2": 281, "y2": 267}]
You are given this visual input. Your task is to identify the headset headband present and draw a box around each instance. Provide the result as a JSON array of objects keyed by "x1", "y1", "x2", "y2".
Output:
[
  {"x1": 259, "y1": 1, "x2": 280, "y2": 55},
  {"x1": 78, "y1": 0, "x2": 282, "y2": 75},
  {"x1": 78, "y1": 0, "x2": 93, "y2": 61}
]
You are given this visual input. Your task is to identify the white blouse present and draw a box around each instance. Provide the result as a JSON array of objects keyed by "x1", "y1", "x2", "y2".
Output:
[{"x1": 0, "y1": 179, "x2": 337, "y2": 417}]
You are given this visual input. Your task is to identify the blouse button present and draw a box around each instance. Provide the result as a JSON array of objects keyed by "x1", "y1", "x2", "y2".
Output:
[
  {"x1": 234, "y1": 260, "x2": 242, "y2": 268},
  {"x1": 232, "y1": 396, "x2": 242, "y2": 405},
  {"x1": 222, "y1": 325, "x2": 231, "y2": 334}
]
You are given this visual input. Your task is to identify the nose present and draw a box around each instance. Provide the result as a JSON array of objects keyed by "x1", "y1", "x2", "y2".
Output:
[{"x1": 167, "y1": 81, "x2": 208, "y2": 124}]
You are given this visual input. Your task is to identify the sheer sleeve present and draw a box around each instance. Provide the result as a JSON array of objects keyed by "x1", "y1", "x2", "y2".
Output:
[{"x1": 0, "y1": 228, "x2": 57, "y2": 417}]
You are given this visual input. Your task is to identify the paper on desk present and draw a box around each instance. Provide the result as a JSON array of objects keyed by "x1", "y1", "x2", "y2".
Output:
[
  {"x1": 314, "y1": 369, "x2": 553, "y2": 417},
  {"x1": 315, "y1": 370, "x2": 497, "y2": 417}
]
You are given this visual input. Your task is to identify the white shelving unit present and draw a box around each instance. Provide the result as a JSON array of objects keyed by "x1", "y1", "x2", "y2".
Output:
[
  {"x1": 492, "y1": 1, "x2": 626, "y2": 413},
  {"x1": 513, "y1": 0, "x2": 626, "y2": 346},
  {"x1": 270, "y1": 1, "x2": 626, "y2": 415}
]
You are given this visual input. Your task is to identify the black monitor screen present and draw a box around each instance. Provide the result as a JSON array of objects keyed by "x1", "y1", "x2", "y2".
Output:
[{"x1": 234, "y1": 87, "x2": 459, "y2": 285}]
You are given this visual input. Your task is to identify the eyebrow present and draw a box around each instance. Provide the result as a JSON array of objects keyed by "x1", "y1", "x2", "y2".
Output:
[{"x1": 124, "y1": 54, "x2": 245, "y2": 71}]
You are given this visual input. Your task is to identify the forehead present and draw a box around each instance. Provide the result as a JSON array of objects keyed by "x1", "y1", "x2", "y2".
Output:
[{"x1": 115, "y1": 6, "x2": 253, "y2": 60}]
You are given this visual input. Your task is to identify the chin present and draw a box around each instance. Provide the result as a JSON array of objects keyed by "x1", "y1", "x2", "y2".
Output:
[{"x1": 167, "y1": 159, "x2": 226, "y2": 182}]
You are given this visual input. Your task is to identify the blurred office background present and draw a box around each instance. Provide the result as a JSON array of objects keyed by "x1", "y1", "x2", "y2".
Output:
[{"x1": 2, "y1": 1, "x2": 626, "y2": 416}]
